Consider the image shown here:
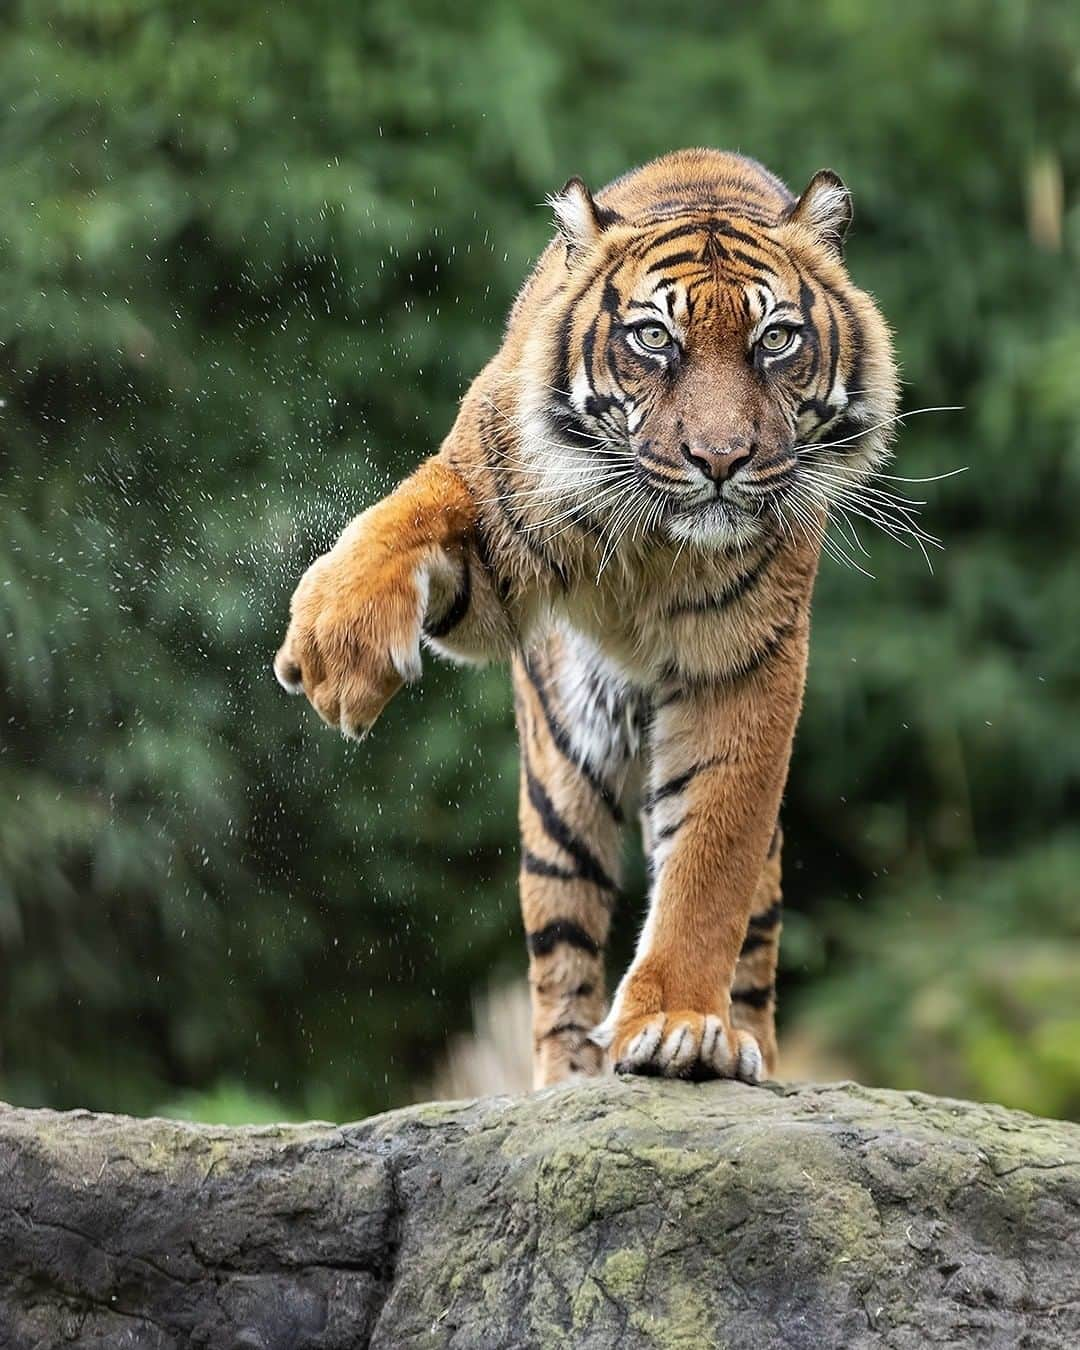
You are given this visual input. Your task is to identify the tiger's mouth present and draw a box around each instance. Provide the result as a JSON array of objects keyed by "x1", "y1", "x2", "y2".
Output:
[
  {"x1": 671, "y1": 490, "x2": 755, "y2": 521},
  {"x1": 642, "y1": 465, "x2": 766, "y2": 516}
]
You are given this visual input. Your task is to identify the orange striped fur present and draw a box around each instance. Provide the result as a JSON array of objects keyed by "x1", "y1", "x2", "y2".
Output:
[{"x1": 275, "y1": 149, "x2": 898, "y2": 1087}]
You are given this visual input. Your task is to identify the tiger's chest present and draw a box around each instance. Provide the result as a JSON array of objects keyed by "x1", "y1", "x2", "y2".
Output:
[{"x1": 550, "y1": 541, "x2": 793, "y2": 688}]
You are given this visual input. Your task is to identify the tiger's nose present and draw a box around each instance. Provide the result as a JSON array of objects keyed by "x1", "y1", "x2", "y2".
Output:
[{"x1": 680, "y1": 439, "x2": 753, "y2": 482}]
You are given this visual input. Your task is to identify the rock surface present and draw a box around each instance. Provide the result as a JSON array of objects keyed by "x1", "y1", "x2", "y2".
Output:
[{"x1": 1, "y1": 1079, "x2": 1078, "y2": 1348}]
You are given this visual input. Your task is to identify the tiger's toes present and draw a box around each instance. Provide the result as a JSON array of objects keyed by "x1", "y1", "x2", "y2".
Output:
[
  {"x1": 730, "y1": 1028, "x2": 764, "y2": 1083},
  {"x1": 312, "y1": 665, "x2": 404, "y2": 741},
  {"x1": 272, "y1": 644, "x2": 305, "y2": 695},
  {"x1": 273, "y1": 614, "x2": 406, "y2": 740},
  {"x1": 337, "y1": 669, "x2": 404, "y2": 741},
  {"x1": 609, "y1": 1012, "x2": 763, "y2": 1083}
]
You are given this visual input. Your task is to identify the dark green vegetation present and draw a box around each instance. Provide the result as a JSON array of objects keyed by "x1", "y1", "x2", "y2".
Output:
[{"x1": 1, "y1": 1, "x2": 1078, "y2": 1122}]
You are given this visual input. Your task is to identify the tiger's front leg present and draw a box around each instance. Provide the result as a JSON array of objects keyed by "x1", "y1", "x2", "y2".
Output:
[
  {"x1": 592, "y1": 622, "x2": 809, "y2": 1081},
  {"x1": 512, "y1": 636, "x2": 641, "y2": 1087},
  {"x1": 274, "y1": 457, "x2": 493, "y2": 737}
]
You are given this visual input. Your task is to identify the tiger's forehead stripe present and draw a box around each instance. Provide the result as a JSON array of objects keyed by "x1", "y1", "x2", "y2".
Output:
[{"x1": 632, "y1": 218, "x2": 787, "y2": 274}]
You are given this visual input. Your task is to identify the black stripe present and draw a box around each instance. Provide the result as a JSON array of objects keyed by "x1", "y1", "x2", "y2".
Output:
[
  {"x1": 472, "y1": 516, "x2": 512, "y2": 604},
  {"x1": 522, "y1": 849, "x2": 579, "y2": 883},
  {"x1": 748, "y1": 899, "x2": 783, "y2": 932},
  {"x1": 600, "y1": 278, "x2": 623, "y2": 317},
  {"x1": 521, "y1": 657, "x2": 624, "y2": 823},
  {"x1": 582, "y1": 392, "x2": 624, "y2": 422},
  {"x1": 604, "y1": 320, "x2": 636, "y2": 397},
  {"x1": 816, "y1": 413, "x2": 864, "y2": 447},
  {"x1": 715, "y1": 218, "x2": 779, "y2": 250},
  {"x1": 642, "y1": 218, "x2": 772, "y2": 255},
  {"x1": 641, "y1": 757, "x2": 724, "y2": 811},
  {"x1": 722, "y1": 612, "x2": 801, "y2": 684},
  {"x1": 645, "y1": 203, "x2": 779, "y2": 228},
  {"x1": 796, "y1": 273, "x2": 822, "y2": 382},
  {"x1": 540, "y1": 1021, "x2": 591, "y2": 1041},
  {"x1": 551, "y1": 250, "x2": 630, "y2": 416},
  {"x1": 643, "y1": 275, "x2": 690, "y2": 297},
  {"x1": 754, "y1": 462, "x2": 798, "y2": 490},
  {"x1": 525, "y1": 762, "x2": 617, "y2": 894},
  {"x1": 593, "y1": 203, "x2": 623, "y2": 229},
  {"x1": 580, "y1": 309, "x2": 602, "y2": 403},
  {"x1": 666, "y1": 540, "x2": 779, "y2": 619},
  {"x1": 637, "y1": 444, "x2": 680, "y2": 472},
  {"x1": 796, "y1": 398, "x2": 835, "y2": 439},
  {"x1": 646, "y1": 249, "x2": 701, "y2": 274},
  {"x1": 635, "y1": 222, "x2": 704, "y2": 254},
  {"x1": 651, "y1": 685, "x2": 682, "y2": 713},
  {"x1": 683, "y1": 287, "x2": 697, "y2": 326},
  {"x1": 825, "y1": 280, "x2": 866, "y2": 436},
  {"x1": 733, "y1": 269, "x2": 779, "y2": 293},
  {"x1": 471, "y1": 514, "x2": 494, "y2": 571},
  {"x1": 654, "y1": 814, "x2": 687, "y2": 844},
  {"x1": 583, "y1": 665, "x2": 628, "y2": 721},
  {"x1": 822, "y1": 289, "x2": 841, "y2": 398},
  {"x1": 739, "y1": 932, "x2": 773, "y2": 956},
  {"x1": 731, "y1": 983, "x2": 775, "y2": 1009},
  {"x1": 423, "y1": 560, "x2": 471, "y2": 638},
  {"x1": 642, "y1": 765, "x2": 698, "y2": 810},
  {"x1": 526, "y1": 920, "x2": 601, "y2": 958},
  {"x1": 725, "y1": 247, "x2": 776, "y2": 277},
  {"x1": 545, "y1": 401, "x2": 606, "y2": 452},
  {"x1": 640, "y1": 463, "x2": 684, "y2": 489},
  {"x1": 701, "y1": 231, "x2": 727, "y2": 267}
]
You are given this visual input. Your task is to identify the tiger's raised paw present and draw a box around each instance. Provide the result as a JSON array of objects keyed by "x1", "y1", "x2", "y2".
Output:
[
  {"x1": 274, "y1": 529, "x2": 424, "y2": 741},
  {"x1": 594, "y1": 1011, "x2": 763, "y2": 1083}
]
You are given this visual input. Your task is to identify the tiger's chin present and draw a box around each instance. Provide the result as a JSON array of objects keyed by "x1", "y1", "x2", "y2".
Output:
[{"x1": 662, "y1": 496, "x2": 770, "y2": 552}]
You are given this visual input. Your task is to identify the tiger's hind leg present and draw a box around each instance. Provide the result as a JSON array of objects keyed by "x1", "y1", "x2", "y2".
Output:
[
  {"x1": 513, "y1": 635, "x2": 639, "y2": 1088},
  {"x1": 730, "y1": 823, "x2": 784, "y2": 1076}
]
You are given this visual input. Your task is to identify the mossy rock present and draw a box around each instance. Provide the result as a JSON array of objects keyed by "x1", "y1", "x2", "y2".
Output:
[{"x1": 1, "y1": 1079, "x2": 1078, "y2": 1347}]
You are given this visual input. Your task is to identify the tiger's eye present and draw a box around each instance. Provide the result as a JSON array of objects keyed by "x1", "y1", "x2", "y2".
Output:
[
  {"x1": 760, "y1": 325, "x2": 794, "y2": 353},
  {"x1": 636, "y1": 323, "x2": 672, "y2": 351}
]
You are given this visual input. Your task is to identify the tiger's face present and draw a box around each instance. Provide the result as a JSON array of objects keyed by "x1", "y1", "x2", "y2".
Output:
[{"x1": 525, "y1": 168, "x2": 898, "y2": 552}]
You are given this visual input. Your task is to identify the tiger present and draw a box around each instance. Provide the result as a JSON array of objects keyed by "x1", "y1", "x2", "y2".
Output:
[{"x1": 274, "y1": 148, "x2": 899, "y2": 1088}]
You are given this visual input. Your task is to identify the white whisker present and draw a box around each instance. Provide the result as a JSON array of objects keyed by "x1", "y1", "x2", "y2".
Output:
[{"x1": 794, "y1": 404, "x2": 962, "y2": 455}]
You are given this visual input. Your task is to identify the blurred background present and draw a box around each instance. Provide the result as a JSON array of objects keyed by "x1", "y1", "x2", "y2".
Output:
[{"x1": 1, "y1": 0, "x2": 1078, "y2": 1126}]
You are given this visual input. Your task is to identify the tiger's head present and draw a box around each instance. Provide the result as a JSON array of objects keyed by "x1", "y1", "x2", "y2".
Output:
[{"x1": 519, "y1": 150, "x2": 899, "y2": 553}]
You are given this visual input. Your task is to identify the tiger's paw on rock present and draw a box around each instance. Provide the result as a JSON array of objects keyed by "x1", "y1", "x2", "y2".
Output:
[{"x1": 593, "y1": 1010, "x2": 763, "y2": 1082}]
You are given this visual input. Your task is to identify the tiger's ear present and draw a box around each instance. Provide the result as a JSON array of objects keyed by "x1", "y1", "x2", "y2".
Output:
[
  {"x1": 787, "y1": 169, "x2": 853, "y2": 257},
  {"x1": 549, "y1": 177, "x2": 621, "y2": 256}
]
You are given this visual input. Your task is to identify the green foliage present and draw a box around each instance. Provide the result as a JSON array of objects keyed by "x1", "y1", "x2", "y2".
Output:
[
  {"x1": 0, "y1": 0, "x2": 1077, "y2": 1121},
  {"x1": 799, "y1": 837, "x2": 1080, "y2": 1119}
]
